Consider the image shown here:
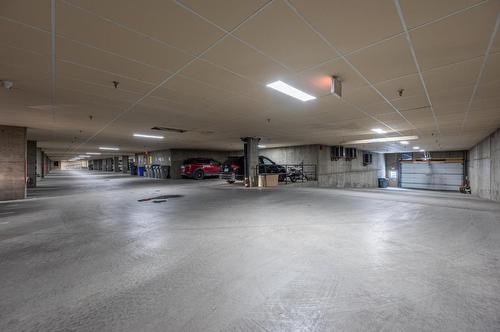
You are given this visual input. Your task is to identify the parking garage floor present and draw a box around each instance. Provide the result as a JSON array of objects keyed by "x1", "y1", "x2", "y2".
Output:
[{"x1": 1, "y1": 170, "x2": 500, "y2": 331}]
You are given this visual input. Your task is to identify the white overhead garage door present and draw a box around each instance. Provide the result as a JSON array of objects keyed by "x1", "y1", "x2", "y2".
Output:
[{"x1": 400, "y1": 162, "x2": 463, "y2": 191}]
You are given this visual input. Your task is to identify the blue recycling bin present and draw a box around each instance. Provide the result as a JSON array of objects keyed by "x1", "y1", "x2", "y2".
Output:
[{"x1": 138, "y1": 166, "x2": 145, "y2": 177}]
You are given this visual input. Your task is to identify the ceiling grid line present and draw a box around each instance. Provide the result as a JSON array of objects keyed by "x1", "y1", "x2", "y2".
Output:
[
  {"x1": 296, "y1": 0, "x2": 491, "y2": 74},
  {"x1": 68, "y1": 0, "x2": 277, "y2": 153},
  {"x1": 394, "y1": 0, "x2": 441, "y2": 136},
  {"x1": 284, "y1": 0, "x2": 421, "y2": 136},
  {"x1": 461, "y1": 13, "x2": 500, "y2": 128},
  {"x1": 174, "y1": 0, "x2": 404, "y2": 135}
]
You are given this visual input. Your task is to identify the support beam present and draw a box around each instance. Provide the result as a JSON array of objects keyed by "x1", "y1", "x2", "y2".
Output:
[
  {"x1": 0, "y1": 125, "x2": 27, "y2": 201},
  {"x1": 27, "y1": 140, "x2": 37, "y2": 188},
  {"x1": 241, "y1": 137, "x2": 260, "y2": 187},
  {"x1": 114, "y1": 157, "x2": 120, "y2": 172},
  {"x1": 122, "y1": 156, "x2": 129, "y2": 173}
]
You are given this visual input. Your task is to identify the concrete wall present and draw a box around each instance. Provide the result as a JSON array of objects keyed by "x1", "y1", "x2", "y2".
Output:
[
  {"x1": 468, "y1": 128, "x2": 500, "y2": 201},
  {"x1": 0, "y1": 125, "x2": 26, "y2": 201},
  {"x1": 261, "y1": 144, "x2": 384, "y2": 188},
  {"x1": 318, "y1": 147, "x2": 385, "y2": 188},
  {"x1": 259, "y1": 144, "x2": 319, "y2": 165}
]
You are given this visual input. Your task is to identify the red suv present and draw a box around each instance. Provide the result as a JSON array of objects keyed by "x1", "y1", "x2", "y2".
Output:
[{"x1": 181, "y1": 158, "x2": 221, "y2": 180}]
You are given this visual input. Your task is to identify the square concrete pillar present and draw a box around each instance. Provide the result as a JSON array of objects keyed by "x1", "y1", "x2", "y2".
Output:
[
  {"x1": 241, "y1": 137, "x2": 260, "y2": 187},
  {"x1": 27, "y1": 140, "x2": 37, "y2": 188},
  {"x1": 122, "y1": 156, "x2": 129, "y2": 173},
  {"x1": 114, "y1": 156, "x2": 120, "y2": 172},
  {"x1": 0, "y1": 125, "x2": 27, "y2": 201}
]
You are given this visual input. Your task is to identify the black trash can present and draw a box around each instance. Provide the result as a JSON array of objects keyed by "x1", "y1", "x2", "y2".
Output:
[{"x1": 378, "y1": 178, "x2": 389, "y2": 188}]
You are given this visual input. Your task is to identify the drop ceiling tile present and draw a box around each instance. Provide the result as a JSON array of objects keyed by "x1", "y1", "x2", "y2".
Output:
[
  {"x1": 398, "y1": 0, "x2": 485, "y2": 28},
  {"x1": 0, "y1": 0, "x2": 51, "y2": 31},
  {"x1": 179, "y1": 59, "x2": 258, "y2": 95},
  {"x1": 57, "y1": 37, "x2": 168, "y2": 84},
  {"x1": 201, "y1": 36, "x2": 289, "y2": 84},
  {"x1": 296, "y1": 58, "x2": 367, "y2": 96},
  {"x1": 481, "y1": 52, "x2": 500, "y2": 84},
  {"x1": 430, "y1": 86, "x2": 474, "y2": 107},
  {"x1": 0, "y1": 18, "x2": 50, "y2": 54},
  {"x1": 57, "y1": 2, "x2": 192, "y2": 72},
  {"x1": 433, "y1": 102, "x2": 468, "y2": 115},
  {"x1": 346, "y1": 35, "x2": 417, "y2": 83},
  {"x1": 180, "y1": 0, "x2": 270, "y2": 31},
  {"x1": 410, "y1": 1, "x2": 500, "y2": 70},
  {"x1": 343, "y1": 86, "x2": 385, "y2": 108},
  {"x1": 234, "y1": 0, "x2": 336, "y2": 71},
  {"x1": 363, "y1": 102, "x2": 397, "y2": 116},
  {"x1": 65, "y1": 0, "x2": 224, "y2": 54},
  {"x1": 57, "y1": 61, "x2": 156, "y2": 95},
  {"x1": 400, "y1": 108, "x2": 437, "y2": 127},
  {"x1": 423, "y1": 56, "x2": 482, "y2": 93},
  {"x1": 162, "y1": 75, "x2": 236, "y2": 104},
  {"x1": 290, "y1": 0, "x2": 402, "y2": 54},
  {"x1": 374, "y1": 74, "x2": 425, "y2": 101},
  {"x1": 476, "y1": 80, "x2": 500, "y2": 101},
  {"x1": 386, "y1": 93, "x2": 428, "y2": 112}
]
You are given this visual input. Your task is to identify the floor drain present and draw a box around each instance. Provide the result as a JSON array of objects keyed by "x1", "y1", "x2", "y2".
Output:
[{"x1": 138, "y1": 194, "x2": 183, "y2": 202}]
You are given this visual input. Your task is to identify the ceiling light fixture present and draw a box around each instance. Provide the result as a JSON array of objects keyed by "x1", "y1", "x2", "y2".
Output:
[
  {"x1": 99, "y1": 147, "x2": 119, "y2": 151},
  {"x1": 258, "y1": 144, "x2": 266, "y2": 148},
  {"x1": 342, "y1": 135, "x2": 418, "y2": 145},
  {"x1": 266, "y1": 80, "x2": 316, "y2": 101},
  {"x1": 86, "y1": 152, "x2": 101, "y2": 155},
  {"x1": 371, "y1": 128, "x2": 386, "y2": 134},
  {"x1": 413, "y1": 146, "x2": 420, "y2": 150},
  {"x1": 133, "y1": 133, "x2": 164, "y2": 139},
  {"x1": 419, "y1": 149, "x2": 425, "y2": 152},
  {"x1": 400, "y1": 141, "x2": 409, "y2": 145},
  {"x1": 78, "y1": 155, "x2": 90, "y2": 158}
]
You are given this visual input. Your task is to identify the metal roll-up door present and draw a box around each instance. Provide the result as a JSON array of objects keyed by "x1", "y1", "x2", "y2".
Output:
[{"x1": 400, "y1": 161, "x2": 463, "y2": 191}]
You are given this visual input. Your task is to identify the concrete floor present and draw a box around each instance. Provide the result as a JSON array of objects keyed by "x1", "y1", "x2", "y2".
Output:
[{"x1": 1, "y1": 170, "x2": 500, "y2": 331}]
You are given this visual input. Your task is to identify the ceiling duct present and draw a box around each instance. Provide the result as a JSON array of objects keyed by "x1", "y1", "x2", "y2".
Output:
[{"x1": 151, "y1": 126, "x2": 187, "y2": 133}]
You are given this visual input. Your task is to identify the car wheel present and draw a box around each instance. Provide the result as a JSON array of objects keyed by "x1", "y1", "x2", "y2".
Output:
[{"x1": 193, "y1": 169, "x2": 204, "y2": 180}]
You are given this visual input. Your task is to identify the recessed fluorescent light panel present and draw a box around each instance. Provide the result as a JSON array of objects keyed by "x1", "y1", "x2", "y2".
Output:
[
  {"x1": 413, "y1": 146, "x2": 420, "y2": 150},
  {"x1": 86, "y1": 152, "x2": 101, "y2": 155},
  {"x1": 258, "y1": 144, "x2": 266, "y2": 148},
  {"x1": 342, "y1": 135, "x2": 418, "y2": 145},
  {"x1": 371, "y1": 128, "x2": 386, "y2": 134},
  {"x1": 400, "y1": 141, "x2": 409, "y2": 145},
  {"x1": 99, "y1": 147, "x2": 119, "y2": 151},
  {"x1": 266, "y1": 80, "x2": 316, "y2": 101},
  {"x1": 133, "y1": 133, "x2": 164, "y2": 139},
  {"x1": 78, "y1": 155, "x2": 90, "y2": 158}
]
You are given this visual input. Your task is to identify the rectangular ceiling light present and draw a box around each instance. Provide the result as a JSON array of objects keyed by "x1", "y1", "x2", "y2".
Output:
[
  {"x1": 86, "y1": 152, "x2": 101, "y2": 155},
  {"x1": 342, "y1": 135, "x2": 418, "y2": 145},
  {"x1": 371, "y1": 128, "x2": 386, "y2": 134},
  {"x1": 133, "y1": 133, "x2": 164, "y2": 139},
  {"x1": 266, "y1": 80, "x2": 316, "y2": 101},
  {"x1": 78, "y1": 155, "x2": 90, "y2": 158},
  {"x1": 99, "y1": 147, "x2": 120, "y2": 151}
]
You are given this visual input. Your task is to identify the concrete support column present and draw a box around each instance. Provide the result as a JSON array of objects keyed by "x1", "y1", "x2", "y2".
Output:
[
  {"x1": 36, "y1": 148, "x2": 42, "y2": 178},
  {"x1": 27, "y1": 140, "x2": 37, "y2": 188},
  {"x1": 44, "y1": 154, "x2": 49, "y2": 175},
  {"x1": 114, "y1": 156, "x2": 120, "y2": 172},
  {"x1": 241, "y1": 137, "x2": 260, "y2": 187},
  {"x1": 122, "y1": 156, "x2": 129, "y2": 173},
  {"x1": 108, "y1": 158, "x2": 113, "y2": 171},
  {"x1": 40, "y1": 151, "x2": 45, "y2": 178},
  {"x1": 0, "y1": 125, "x2": 27, "y2": 201}
]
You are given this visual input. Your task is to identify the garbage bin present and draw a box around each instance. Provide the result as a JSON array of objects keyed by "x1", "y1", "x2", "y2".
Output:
[
  {"x1": 138, "y1": 166, "x2": 145, "y2": 177},
  {"x1": 378, "y1": 178, "x2": 389, "y2": 188},
  {"x1": 160, "y1": 166, "x2": 169, "y2": 179}
]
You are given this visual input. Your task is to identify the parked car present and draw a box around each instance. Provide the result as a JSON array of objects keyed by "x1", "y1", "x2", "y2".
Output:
[
  {"x1": 181, "y1": 158, "x2": 221, "y2": 180},
  {"x1": 220, "y1": 156, "x2": 286, "y2": 183}
]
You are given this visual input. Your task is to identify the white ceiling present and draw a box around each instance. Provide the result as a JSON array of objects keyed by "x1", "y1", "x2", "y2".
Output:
[{"x1": 0, "y1": 0, "x2": 499, "y2": 159}]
